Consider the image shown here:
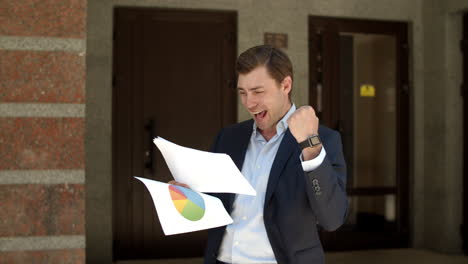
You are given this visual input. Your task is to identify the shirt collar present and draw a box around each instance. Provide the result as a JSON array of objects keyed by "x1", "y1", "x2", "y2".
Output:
[{"x1": 252, "y1": 104, "x2": 296, "y2": 139}]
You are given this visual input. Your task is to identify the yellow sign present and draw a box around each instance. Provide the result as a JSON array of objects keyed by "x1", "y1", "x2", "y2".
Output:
[{"x1": 360, "y1": 84, "x2": 376, "y2": 97}]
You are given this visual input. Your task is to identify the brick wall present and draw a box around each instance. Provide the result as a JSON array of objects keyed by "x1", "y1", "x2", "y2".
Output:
[{"x1": 0, "y1": 0, "x2": 87, "y2": 263}]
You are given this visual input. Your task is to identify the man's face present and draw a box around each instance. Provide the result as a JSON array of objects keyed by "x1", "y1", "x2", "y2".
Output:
[{"x1": 237, "y1": 66, "x2": 292, "y2": 134}]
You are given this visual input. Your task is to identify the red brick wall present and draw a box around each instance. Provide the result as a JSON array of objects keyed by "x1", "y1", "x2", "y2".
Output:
[
  {"x1": 0, "y1": 51, "x2": 85, "y2": 103},
  {"x1": 0, "y1": 0, "x2": 86, "y2": 38},
  {"x1": 0, "y1": 118, "x2": 84, "y2": 169},
  {"x1": 0, "y1": 184, "x2": 85, "y2": 236},
  {"x1": 0, "y1": 0, "x2": 86, "y2": 262},
  {"x1": 1, "y1": 249, "x2": 85, "y2": 264}
]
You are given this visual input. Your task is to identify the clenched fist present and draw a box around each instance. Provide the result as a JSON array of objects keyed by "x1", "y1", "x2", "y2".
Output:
[
  {"x1": 287, "y1": 105, "x2": 322, "y2": 160},
  {"x1": 287, "y1": 106, "x2": 319, "y2": 142}
]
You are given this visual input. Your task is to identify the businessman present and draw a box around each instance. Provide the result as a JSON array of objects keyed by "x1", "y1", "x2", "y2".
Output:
[{"x1": 172, "y1": 45, "x2": 347, "y2": 264}]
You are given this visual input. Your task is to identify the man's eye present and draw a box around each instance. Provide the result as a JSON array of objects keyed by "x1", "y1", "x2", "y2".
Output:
[{"x1": 254, "y1": 91, "x2": 264, "y2": 94}]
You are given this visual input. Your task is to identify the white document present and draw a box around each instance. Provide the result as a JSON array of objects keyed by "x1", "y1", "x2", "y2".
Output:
[
  {"x1": 135, "y1": 177, "x2": 233, "y2": 235},
  {"x1": 153, "y1": 137, "x2": 256, "y2": 196}
]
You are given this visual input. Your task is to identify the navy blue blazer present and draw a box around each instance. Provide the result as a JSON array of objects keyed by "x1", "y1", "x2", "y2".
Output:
[{"x1": 204, "y1": 119, "x2": 348, "y2": 264}]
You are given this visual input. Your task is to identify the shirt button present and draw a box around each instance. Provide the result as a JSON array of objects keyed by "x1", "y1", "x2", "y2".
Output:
[
  {"x1": 242, "y1": 216, "x2": 247, "y2": 220},
  {"x1": 257, "y1": 165, "x2": 261, "y2": 169},
  {"x1": 234, "y1": 241, "x2": 239, "y2": 246}
]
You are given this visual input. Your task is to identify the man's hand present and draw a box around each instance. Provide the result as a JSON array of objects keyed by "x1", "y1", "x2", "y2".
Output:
[
  {"x1": 287, "y1": 105, "x2": 322, "y2": 160},
  {"x1": 287, "y1": 105, "x2": 319, "y2": 142},
  {"x1": 168, "y1": 180, "x2": 191, "y2": 189}
]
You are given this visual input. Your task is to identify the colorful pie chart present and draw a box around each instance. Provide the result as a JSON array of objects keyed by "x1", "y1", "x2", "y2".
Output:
[{"x1": 169, "y1": 185, "x2": 205, "y2": 221}]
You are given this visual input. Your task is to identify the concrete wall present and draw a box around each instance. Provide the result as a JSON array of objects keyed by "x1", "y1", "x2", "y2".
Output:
[{"x1": 421, "y1": 0, "x2": 467, "y2": 253}]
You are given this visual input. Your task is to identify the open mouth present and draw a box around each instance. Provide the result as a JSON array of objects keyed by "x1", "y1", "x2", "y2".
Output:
[{"x1": 253, "y1": 110, "x2": 267, "y2": 120}]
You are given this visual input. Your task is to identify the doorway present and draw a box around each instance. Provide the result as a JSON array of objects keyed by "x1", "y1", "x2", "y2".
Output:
[
  {"x1": 309, "y1": 16, "x2": 410, "y2": 250},
  {"x1": 112, "y1": 7, "x2": 237, "y2": 260}
]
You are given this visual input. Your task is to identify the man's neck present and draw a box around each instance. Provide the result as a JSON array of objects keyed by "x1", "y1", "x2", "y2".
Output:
[{"x1": 259, "y1": 127, "x2": 276, "y2": 142}]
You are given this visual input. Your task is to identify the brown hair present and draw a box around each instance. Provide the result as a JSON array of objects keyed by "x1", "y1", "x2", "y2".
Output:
[{"x1": 235, "y1": 45, "x2": 293, "y2": 99}]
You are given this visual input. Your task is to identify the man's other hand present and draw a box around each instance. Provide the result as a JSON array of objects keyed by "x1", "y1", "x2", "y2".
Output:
[
  {"x1": 288, "y1": 105, "x2": 322, "y2": 161},
  {"x1": 287, "y1": 105, "x2": 319, "y2": 143},
  {"x1": 168, "y1": 180, "x2": 191, "y2": 189}
]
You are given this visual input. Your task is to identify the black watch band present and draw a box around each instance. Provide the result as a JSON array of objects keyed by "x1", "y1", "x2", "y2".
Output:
[{"x1": 299, "y1": 134, "x2": 322, "y2": 150}]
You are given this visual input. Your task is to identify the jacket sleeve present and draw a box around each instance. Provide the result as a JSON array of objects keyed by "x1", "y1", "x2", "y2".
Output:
[{"x1": 304, "y1": 130, "x2": 348, "y2": 231}]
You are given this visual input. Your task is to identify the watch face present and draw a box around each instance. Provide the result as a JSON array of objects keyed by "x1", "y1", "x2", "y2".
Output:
[{"x1": 310, "y1": 136, "x2": 321, "y2": 145}]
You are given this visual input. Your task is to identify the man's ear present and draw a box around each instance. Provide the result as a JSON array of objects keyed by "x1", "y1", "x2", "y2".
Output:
[{"x1": 281, "y1": 76, "x2": 292, "y2": 95}]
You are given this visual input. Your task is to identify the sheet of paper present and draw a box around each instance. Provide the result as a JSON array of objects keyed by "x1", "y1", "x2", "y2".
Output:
[
  {"x1": 153, "y1": 137, "x2": 256, "y2": 196},
  {"x1": 134, "y1": 177, "x2": 233, "y2": 235}
]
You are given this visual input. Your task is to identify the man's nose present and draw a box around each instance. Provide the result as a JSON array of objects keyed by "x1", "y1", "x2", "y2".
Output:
[{"x1": 245, "y1": 94, "x2": 257, "y2": 109}]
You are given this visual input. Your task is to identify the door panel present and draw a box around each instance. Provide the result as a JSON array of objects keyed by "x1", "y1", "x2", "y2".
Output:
[
  {"x1": 113, "y1": 8, "x2": 237, "y2": 260},
  {"x1": 309, "y1": 16, "x2": 409, "y2": 250}
]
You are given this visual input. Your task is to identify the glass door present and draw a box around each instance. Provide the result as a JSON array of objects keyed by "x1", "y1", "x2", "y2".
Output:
[{"x1": 309, "y1": 16, "x2": 410, "y2": 250}]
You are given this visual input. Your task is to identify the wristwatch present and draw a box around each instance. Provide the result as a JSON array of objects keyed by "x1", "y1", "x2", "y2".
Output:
[{"x1": 299, "y1": 134, "x2": 322, "y2": 150}]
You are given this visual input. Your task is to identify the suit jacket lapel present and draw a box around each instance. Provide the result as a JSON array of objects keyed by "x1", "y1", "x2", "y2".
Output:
[
  {"x1": 231, "y1": 120, "x2": 253, "y2": 171},
  {"x1": 225, "y1": 120, "x2": 253, "y2": 213},
  {"x1": 264, "y1": 129, "x2": 297, "y2": 207}
]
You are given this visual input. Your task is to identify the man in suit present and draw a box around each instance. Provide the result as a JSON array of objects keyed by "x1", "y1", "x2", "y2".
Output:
[{"x1": 173, "y1": 45, "x2": 347, "y2": 264}]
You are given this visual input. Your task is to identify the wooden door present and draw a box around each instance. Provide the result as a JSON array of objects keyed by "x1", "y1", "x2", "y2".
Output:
[
  {"x1": 113, "y1": 7, "x2": 237, "y2": 260},
  {"x1": 309, "y1": 16, "x2": 410, "y2": 250}
]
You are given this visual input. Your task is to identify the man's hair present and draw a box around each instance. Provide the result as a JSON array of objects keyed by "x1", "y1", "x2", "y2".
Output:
[{"x1": 235, "y1": 45, "x2": 293, "y2": 99}]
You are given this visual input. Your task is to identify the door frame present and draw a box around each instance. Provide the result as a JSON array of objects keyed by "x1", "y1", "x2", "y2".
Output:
[
  {"x1": 308, "y1": 16, "x2": 410, "y2": 250},
  {"x1": 463, "y1": 12, "x2": 468, "y2": 256}
]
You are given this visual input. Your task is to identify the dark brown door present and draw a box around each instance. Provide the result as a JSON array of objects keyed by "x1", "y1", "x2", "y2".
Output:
[
  {"x1": 113, "y1": 8, "x2": 237, "y2": 260},
  {"x1": 309, "y1": 16, "x2": 409, "y2": 250},
  {"x1": 463, "y1": 12, "x2": 468, "y2": 256}
]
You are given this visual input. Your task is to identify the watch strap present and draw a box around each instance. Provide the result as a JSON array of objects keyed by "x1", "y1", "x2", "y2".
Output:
[{"x1": 299, "y1": 134, "x2": 321, "y2": 149}]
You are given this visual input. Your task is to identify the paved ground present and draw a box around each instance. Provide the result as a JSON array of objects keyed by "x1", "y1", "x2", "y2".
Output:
[
  {"x1": 117, "y1": 249, "x2": 468, "y2": 264},
  {"x1": 326, "y1": 249, "x2": 468, "y2": 264}
]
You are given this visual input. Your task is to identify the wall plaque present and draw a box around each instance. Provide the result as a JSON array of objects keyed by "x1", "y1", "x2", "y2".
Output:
[{"x1": 264, "y1": 33, "x2": 288, "y2": 49}]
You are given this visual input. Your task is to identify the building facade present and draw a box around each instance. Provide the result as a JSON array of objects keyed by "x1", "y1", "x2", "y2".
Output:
[{"x1": 1, "y1": 0, "x2": 468, "y2": 263}]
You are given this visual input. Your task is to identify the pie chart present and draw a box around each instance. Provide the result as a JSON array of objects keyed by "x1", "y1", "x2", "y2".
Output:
[{"x1": 169, "y1": 185, "x2": 205, "y2": 221}]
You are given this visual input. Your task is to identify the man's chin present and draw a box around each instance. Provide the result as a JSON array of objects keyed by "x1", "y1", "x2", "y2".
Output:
[{"x1": 255, "y1": 122, "x2": 270, "y2": 131}]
